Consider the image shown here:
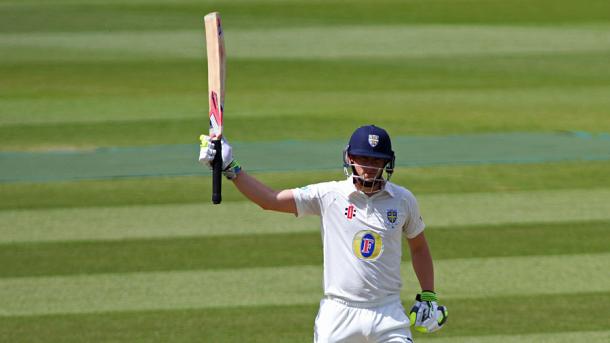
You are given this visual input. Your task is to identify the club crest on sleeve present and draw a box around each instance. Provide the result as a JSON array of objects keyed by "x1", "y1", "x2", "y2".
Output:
[
  {"x1": 368, "y1": 134, "x2": 379, "y2": 147},
  {"x1": 353, "y1": 230, "x2": 383, "y2": 260}
]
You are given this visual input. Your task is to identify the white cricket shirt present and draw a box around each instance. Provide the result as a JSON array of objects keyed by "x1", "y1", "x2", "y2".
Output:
[{"x1": 293, "y1": 176, "x2": 425, "y2": 303}]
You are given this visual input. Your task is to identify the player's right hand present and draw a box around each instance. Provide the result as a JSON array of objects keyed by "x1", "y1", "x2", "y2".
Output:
[
  {"x1": 408, "y1": 291, "x2": 448, "y2": 333},
  {"x1": 199, "y1": 135, "x2": 241, "y2": 180},
  {"x1": 199, "y1": 135, "x2": 233, "y2": 169}
]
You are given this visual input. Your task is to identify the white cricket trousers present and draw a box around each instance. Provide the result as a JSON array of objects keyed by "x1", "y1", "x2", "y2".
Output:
[{"x1": 314, "y1": 296, "x2": 413, "y2": 343}]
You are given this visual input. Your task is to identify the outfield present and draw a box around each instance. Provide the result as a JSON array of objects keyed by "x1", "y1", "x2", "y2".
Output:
[{"x1": 1, "y1": 0, "x2": 610, "y2": 342}]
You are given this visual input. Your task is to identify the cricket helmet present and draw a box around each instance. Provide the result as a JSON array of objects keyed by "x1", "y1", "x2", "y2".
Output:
[{"x1": 343, "y1": 125, "x2": 395, "y2": 180}]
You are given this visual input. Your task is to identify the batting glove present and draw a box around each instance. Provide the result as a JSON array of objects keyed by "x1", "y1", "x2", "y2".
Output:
[
  {"x1": 409, "y1": 291, "x2": 448, "y2": 333},
  {"x1": 199, "y1": 135, "x2": 241, "y2": 180}
]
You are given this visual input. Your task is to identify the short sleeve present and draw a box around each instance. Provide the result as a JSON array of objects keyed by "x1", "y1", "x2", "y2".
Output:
[
  {"x1": 292, "y1": 184, "x2": 322, "y2": 217},
  {"x1": 402, "y1": 194, "x2": 425, "y2": 239}
]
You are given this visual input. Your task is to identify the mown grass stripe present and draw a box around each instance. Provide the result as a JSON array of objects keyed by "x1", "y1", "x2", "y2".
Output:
[
  {"x1": 0, "y1": 293, "x2": 608, "y2": 343},
  {"x1": 3, "y1": 87, "x2": 610, "y2": 128},
  {"x1": 4, "y1": 95, "x2": 610, "y2": 151},
  {"x1": 0, "y1": 201, "x2": 318, "y2": 243},
  {"x1": 425, "y1": 188, "x2": 610, "y2": 227},
  {"x1": 2, "y1": 25, "x2": 610, "y2": 63},
  {"x1": 0, "y1": 253, "x2": 607, "y2": 316},
  {"x1": 430, "y1": 253, "x2": 609, "y2": 298},
  {"x1": 416, "y1": 331, "x2": 610, "y2": 343},
  {"x1": 3, "y1": 161, "x2": 610, "y2": 210},
  {"x1": 2, "y1": 0, "x2": 608, "y2": 35},
  {"x1": 2, "y1": 188, "x2": 609, "y2": 244},
  {"x1": 435, "y1": 292, "x2": 610, "y2": 338},
  {"x1": 2, "y1": 56, "x2": 609, "y2": 130},
  {"x1": 1, "y1": 221, "x2": 607, "y2": 278},
  {"x1": 2, "y1": 132, "x2": 609, "y2": 182}
]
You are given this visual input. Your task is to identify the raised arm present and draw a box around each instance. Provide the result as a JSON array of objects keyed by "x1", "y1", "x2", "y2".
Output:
[
  {"x1": 199, "y1": 135, "x2": 297, "y2": 214},
  {"x1": 232, "y1": 171, "x2": 297, "y2": 214}
]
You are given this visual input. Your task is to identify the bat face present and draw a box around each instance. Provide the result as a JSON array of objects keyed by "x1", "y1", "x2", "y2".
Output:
[
  {"x1": 205, "y1": 12, "x2": 226, "y2": 204},
  {"x1": 204, "y1": 12, "x2": 225, "y2": 139}
]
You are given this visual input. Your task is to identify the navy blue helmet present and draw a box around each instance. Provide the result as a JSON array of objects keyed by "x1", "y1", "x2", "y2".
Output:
[{"x1": 343, "y1": 125, "x2": 395, "y2": 180}]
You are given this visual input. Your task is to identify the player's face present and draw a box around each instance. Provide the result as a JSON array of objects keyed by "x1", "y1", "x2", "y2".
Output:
[{"x1": 349, "y1": 155, "x2": 386, "y2": 179}]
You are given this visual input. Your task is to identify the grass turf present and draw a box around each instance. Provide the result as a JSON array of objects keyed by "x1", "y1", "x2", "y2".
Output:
[
  {"x1": 2, "y1": 188, "x2": 610, "y2": 244},
  {"x1": 1, "y1": 253, "x2": 608, "y2": 316},
  {"x1": 0, "y1": 221, "x2": 608, "y2": 278},
  {"x1": 1, "y1": 0, "x2": 609, "y2": 34},
  {"x1": 2, "y1": 161, "x2": 610, "y2": 210},
  {"x1": 1, "y1": 0, "x2": 609, "y2": 341},
  {"x1": 1, "y1": 293, "x2": 608, "y2": 342},
  {"x1": 2, "y1": 53, "x2": 610, "y2": 149}
]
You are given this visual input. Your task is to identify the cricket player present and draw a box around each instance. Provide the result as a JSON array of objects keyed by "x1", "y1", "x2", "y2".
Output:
[{"x1": 199, "y1": 125, "x2": 448, "y2": 342}]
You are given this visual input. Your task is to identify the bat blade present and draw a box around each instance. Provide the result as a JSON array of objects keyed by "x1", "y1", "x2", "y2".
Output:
[{"x1": 204, "y1": 12, "x2": 226, "y2": 204}]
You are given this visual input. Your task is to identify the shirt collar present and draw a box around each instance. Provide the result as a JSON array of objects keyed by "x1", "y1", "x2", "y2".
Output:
[{"x1": 343, "y1": 176, "x2": 396, "y2": 198}]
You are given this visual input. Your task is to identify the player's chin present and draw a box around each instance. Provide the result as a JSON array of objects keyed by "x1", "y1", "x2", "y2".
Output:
[{"x1": 362, "y1": 177, "x2": 383, "y2": 185}]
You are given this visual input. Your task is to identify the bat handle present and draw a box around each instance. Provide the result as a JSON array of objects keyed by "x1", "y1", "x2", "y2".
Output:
[{"x1": 212, "y1": 139, "x2": 222, "y2": 204}]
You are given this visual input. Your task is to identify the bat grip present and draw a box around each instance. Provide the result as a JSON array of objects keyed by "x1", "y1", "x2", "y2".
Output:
[{"x1": 212, "y1": 139, "x2": 222, "y2": 204}]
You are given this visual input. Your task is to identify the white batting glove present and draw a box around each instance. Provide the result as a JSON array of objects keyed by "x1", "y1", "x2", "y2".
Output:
[
  {"x1": 409, "y1": 291, "x2": 448, "y2": 333},
  {"x1": 199, "y1": 135, "x2": 241, "y2": 180}
]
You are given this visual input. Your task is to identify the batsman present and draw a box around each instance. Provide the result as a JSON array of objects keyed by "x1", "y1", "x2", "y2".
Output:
[{"x1": 199, "y1": 125, "x2": 448, "y2": 343}]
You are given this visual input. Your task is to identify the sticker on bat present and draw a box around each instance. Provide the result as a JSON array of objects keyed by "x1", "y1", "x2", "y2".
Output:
[{"x1": 209, "y1": 91, "x2": 223, "y2": 138}]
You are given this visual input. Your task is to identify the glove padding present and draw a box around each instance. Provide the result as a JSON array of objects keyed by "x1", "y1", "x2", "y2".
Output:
[
  {"x1": 199, "y1": 135, "x2": 241, "y2": 180},
  {"x1": 409, "y1": 291, "x2": 448, "y2": 333}
]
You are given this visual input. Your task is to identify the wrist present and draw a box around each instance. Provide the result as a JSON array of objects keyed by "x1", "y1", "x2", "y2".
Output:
[
  {"x1": 223, "y1": 160, "x2": 242, "y2": 180},
  {"x1": 418, "y1": 290, "x2": 437, "y2": 302}
]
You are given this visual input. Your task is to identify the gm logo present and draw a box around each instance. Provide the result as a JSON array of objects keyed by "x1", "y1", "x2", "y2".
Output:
[{"x1": 352, "y1": 230, "x2": 383, "y2": 260}]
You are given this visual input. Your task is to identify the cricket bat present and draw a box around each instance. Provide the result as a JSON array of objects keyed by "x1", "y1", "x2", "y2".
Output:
[{"x1": 204, "y1": 12, "x2": 225, "y2": 204}]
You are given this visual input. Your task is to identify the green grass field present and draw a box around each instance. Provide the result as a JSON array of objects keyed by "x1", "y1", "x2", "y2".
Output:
[{"x1": 1, "y1": 0, "x2": 609, "y2": 342}]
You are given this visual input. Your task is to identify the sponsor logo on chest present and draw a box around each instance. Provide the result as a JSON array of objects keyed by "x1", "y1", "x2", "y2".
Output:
[
  {"x1": 352, "y1": 230, "x2": 383, "y2": 260},
  {"x1": 342, "y1": 201, "x2": 401, "y2": 230},
  {"x1": 344, "y1": 204, "x2": 357, "y2": 219}
]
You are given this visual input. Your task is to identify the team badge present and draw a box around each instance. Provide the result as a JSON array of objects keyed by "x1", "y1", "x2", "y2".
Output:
[
  {"x1": 368, "y1": 134, "x2": 379, "y2": 147},
  {"x1": 385, "y1": 209, "x2": 398, "y2": 228},
  {"x1": 352, "y1": 230, "x2": 383, "y2": 260}
]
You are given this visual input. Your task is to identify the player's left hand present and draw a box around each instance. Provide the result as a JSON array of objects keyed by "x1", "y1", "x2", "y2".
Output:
[{"x1": 409, "y1": 291, "x2": 448, "y2": 333}]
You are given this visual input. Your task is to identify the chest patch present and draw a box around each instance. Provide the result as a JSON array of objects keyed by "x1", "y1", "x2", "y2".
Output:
[
  {"x1": 352, "y1": 230, "x2": 383, "y2": 260},
  {"x1": 385, "y1": 208, "x2": 398, "y2": 228},
  {"x1": 344, "y1": 204, "x2": 357, "y2": 219}
]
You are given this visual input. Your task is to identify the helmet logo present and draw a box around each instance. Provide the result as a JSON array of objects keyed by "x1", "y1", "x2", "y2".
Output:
[{"x1": 368, "y1": 134, "x2": 379, "y2": 147}]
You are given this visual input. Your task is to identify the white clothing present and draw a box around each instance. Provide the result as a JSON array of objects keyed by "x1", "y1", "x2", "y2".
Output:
[
  {"x1": 293, "y1": 177, "x2": 425, "y2": 303},
  {"x1": 314, "y1": 296, "x2": 413, "y2": 343}
]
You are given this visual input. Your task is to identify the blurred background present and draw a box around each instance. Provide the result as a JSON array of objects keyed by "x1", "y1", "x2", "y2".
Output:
[{"x1": 1, "y1": 1, "x2": 609, "y2": 342}]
